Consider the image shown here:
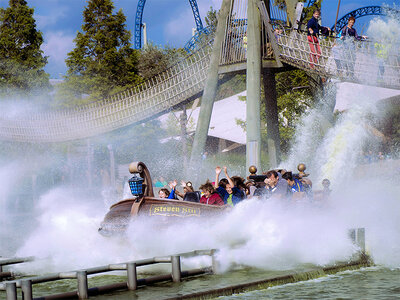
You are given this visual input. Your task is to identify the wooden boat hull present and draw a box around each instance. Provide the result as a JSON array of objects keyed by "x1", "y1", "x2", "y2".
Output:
[{"x1": 98, "y1": 197, "x2": 228, "y2": 236}]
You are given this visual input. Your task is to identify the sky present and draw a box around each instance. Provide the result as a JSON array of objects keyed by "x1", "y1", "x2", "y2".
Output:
[{"x1": 0, "y1": 0, "x2": 396, "y2": 78}]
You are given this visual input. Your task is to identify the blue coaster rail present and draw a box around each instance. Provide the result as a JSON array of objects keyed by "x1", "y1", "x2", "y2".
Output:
[
  {"x1": 135, "y1": 0, "x2": 204, "y2": 50},
  {"x1": 332, "y1": 6, "x2": 396, "y2": 32}
]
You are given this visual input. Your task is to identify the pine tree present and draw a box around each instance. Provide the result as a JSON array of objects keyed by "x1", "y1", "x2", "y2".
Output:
[
  {"x1": 61, "y1": 0, "x2": 140, "y2": 105},
  {"x1": 0, "y1": 0, "x2": 50, "y2": 99}
]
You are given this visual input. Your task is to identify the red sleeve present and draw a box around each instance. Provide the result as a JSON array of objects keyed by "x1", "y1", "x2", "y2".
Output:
[{"x1": 210, "y1": 193, "x2": 224, "y2": 206}]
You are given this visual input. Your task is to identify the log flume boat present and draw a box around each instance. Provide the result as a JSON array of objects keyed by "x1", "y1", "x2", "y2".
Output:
[{"x1": 98, "y1": 162, "x2": 229, "y2": 236}]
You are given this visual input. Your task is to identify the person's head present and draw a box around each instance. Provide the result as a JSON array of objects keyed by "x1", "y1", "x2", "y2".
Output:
[
  {"x1": 225, "y1": 183, "x2": 233, "y2": 194},
  {"x1": 158, "y1": 188, "x2": 170, "y2": 198},
  {"x1": 282, "y1": 171, "x2": 295, "y2": 186},
  {"x1": 183, "y1": 183, "x2": 194, "y2": 194},
  {"x1": 183, "y1": 181, "x2": 194, "y2": 193},
  {"x1": 232, "y1": 176, "x2": 245, "y2": 187},
  {"x1": 219, "y1": 178, "x2": 229, "y2": 189},
  {"x1": 264, "y1": 170, "x2": 279, "y2": 186},
  {"x1": 348, "y1": 16, "x2": 355, "y2": 27},
  {"x1": 199, "y1": 181, "x2": 215, "y2": 198},
  {"x1": 322, "y1": 178, "x2": 330, "y2": 190},
  {"x1": 313, "y1": 9, "x2": 321, "y2": 19}
]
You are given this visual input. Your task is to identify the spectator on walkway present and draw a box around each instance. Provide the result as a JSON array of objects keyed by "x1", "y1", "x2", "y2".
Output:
[
  {"x1": 341, "y1": 16, "x2": 365, "y2": 77},
  {"x1": 307, "y1": 9, "x2": 330, "y2": 69}
]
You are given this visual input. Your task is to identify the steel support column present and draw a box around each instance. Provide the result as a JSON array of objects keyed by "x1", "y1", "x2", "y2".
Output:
[
  {"x1": 263, "y1": 68, "x2": 280, "y2": 168},
  {"x1": 246, "y1": 0, "x2": 262, "y2": 171},
  {"x1": 189, "y1": 0, "x2": 231, "y2": 168}
]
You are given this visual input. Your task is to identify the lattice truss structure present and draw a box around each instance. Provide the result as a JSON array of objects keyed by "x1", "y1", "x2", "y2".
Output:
[{"x1": 0, "y1": 0, "x2": 400, "y2": 143}]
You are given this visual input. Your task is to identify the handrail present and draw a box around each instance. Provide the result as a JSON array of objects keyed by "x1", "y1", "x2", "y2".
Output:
[
  {"x1": 267, "y1": 15, "x2": 400, "y2": 90},
  {"x1": 0, "y1": 249, "x2": 217, "y2": 300}
]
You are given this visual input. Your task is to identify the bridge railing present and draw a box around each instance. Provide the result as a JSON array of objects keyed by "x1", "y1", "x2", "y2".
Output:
[
  {"x1": 273, "y1": 23, "x2": 400, "y2": 89},
  {"x1": 0, "y1": 43, "x2": 212, "y2": 143}
]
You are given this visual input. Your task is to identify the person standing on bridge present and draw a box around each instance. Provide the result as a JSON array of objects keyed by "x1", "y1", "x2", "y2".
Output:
[
  {"x1": 307, "y1": 9, "x2": 331, "y2": 69},
  {"x1": 341, "y1": 16, "x2": 365, "y2": 77}
]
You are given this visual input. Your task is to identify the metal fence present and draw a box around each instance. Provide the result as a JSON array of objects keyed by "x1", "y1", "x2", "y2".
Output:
[{"x1": 0, "y1": 249, "x2": 217, "y2": 300}]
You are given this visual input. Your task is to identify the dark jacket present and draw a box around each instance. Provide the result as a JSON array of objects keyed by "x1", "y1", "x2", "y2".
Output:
[
  {"x1": 216, "y1": 186, "x2": 245, "y2": 206},
  {"x1": 342, "y1": 26, "x2": 361, "y2": 40},
  {"x1": 307, "y1": 17, "x2": 321, "y2": 36},
  {"x1": 307, "y1": 17, "x2": 330, "y2": 37}
]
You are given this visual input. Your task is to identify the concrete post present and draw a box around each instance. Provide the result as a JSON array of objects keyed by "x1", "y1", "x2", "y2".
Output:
[
  {"x1": 127, "y1": 262, "x2": 137, "y2": 290},
  {"x1": 6, "y1": 282, "x2": 17, "y2": 300},
  {"x1": 349, "y1": 228, "x2": 366, "y2": 254},
  {"x1": 77, "y1": 271, "x2": 88, "y2": 299},
  {"x1": 263, "y1": 68, "x2": 281, "y2": 167},
  {"x1": 21, "y1": 280, "x2": 33, "y2": 300},
  {"x1": 171, "y1": 256, "x2": 181, "y2": 283},
  {"x1": 356, "y1": 228, "x2": 366, "y2": 253},
  {"x1": 246, "y1": 0, "x2": 262, "y2": 171},
  {"x1": 211, "y1": 249, "x2": 219, "y2": 274},
  {"x1": 189, "y1": 0, "x2": 231, "y2": 168}
]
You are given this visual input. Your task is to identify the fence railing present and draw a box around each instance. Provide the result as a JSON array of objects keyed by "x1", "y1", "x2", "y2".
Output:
[
  {"x1": 0, "y1": 249, "x2": 217, "y2": 300},
  {"x1": 272, "y1": 21, "x2": 400, "y2": 89},
  {"x1": 0, "y1": 44, "x2": 212, "y2": 143}
]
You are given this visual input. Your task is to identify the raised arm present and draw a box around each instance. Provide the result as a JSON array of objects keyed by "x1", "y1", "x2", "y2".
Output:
[
  {"x1": 215, "y1": 166, "x2": 222, "y2": 188},
  {"x1": 168, "y1": 180, "x2": 178, "y2": 199},
  {"x1": 223, "y1": 166, "x2": 235, "y2": 188}
]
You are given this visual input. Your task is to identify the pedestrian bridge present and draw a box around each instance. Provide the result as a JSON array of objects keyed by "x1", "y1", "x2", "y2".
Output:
[{"x1": 0, "y1": 3, "x2": 399, "y2": 143}]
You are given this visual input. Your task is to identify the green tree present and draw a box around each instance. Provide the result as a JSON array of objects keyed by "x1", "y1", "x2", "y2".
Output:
[
  {"x1": 0, "y1": 0, "x2": 50, "y2": 99},
  {"x1": 137, "y1": 43, "x2": 184, "y2": 81},
  {"x1": 59, "y1": 0, "x2": 140, "y2": 105},
  {"x1": 205, "y1": 6, "x2": 218, "y2": 29}
]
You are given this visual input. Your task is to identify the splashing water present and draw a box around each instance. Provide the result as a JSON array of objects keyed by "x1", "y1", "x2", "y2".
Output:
[{"x1": 2, "y1": 12, "x2": 400, "y2": 279}]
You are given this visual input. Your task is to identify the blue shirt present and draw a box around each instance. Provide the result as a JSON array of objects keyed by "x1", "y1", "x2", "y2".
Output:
[
  {"x1": 290, "y1": 179, "x2": 304, "y2": 193},
  {"x1": 216, "y1": 186, "x2": 245, "y2": 206}
]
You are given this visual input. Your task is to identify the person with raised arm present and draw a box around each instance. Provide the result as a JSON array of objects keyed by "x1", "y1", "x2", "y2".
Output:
[{"x1": 214, "y1": 166, "x2": 245, "y2": 207}]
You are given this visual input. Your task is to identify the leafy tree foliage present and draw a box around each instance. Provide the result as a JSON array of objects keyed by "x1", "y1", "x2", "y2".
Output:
[
  {"x1": 272, "y1": 0, "x2": 324, "y2": 27},
  {"x1": 137, "y1": 43, "x2": 184, "y2": 81},
  {"x1": 205, "y1": 6, "x2": 218, "y2": 29},
  {"x1": 274, "y1": 70, "x2": 316, "y2": 153},
  {"x1": 0, "y1": 0, "x2": 50, "y2": 99},
  {"x1": 59, "y1": 0, "x2": 140, "y2": 106}
]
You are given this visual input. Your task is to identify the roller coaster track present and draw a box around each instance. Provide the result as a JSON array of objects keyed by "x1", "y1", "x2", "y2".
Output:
[
  {"x1": 135, "y1": 0, "x2": 204, "y2": 50},
  {"x1": 332, "y1": 6, "x2": 399, "y2": 32}
]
